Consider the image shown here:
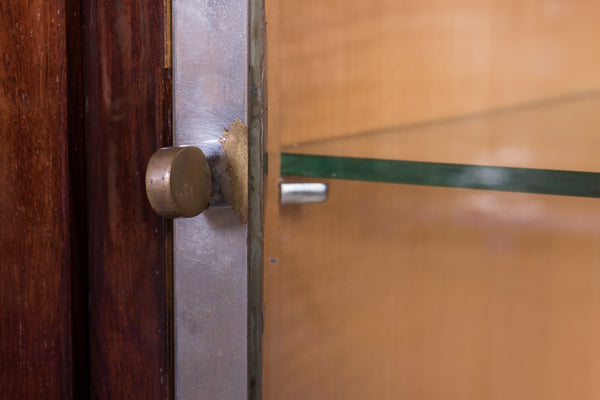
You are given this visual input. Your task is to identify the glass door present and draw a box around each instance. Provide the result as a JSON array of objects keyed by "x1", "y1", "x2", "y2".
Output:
[{"x1": 263, "y1": 1, "x2": 600, "y2": 399}]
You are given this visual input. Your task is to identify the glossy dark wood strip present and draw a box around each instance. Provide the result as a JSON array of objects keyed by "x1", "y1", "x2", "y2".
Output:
[
  {"x1": 0, "y1": 2, "x2": 75, "y2": 398},
  {"x1": 82, "y1": 1, "x2": 172, "y2": 398}
]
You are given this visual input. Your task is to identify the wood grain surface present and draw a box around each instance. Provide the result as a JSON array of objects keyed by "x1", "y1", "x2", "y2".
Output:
[
  {"x1": 268, "y1": 0, "x2": 600, "y2": 146},
  {"x1": 82, "y1": 1, "x2": 173, "y2": 398},
  {"x1": 267, "y1": 179, "x2": 600, "y2": 400},
  {"x1": 264, "y1": 1, "x2": 600, "y2": 399},
  {"x1": 0, "y1": 1, "x2": 78, "y2": 398}
]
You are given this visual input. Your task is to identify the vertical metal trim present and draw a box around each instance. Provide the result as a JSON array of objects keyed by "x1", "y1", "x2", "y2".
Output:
[
  {"x1": 248, "y1": 0, "x2": 266, "y2": 397},
  {"x1": 173, "y1": 0, "x2": 248, "y2": 398}
]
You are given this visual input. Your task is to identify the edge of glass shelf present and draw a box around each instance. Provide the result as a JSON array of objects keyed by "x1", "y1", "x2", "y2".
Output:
[{"x1": 281, "y1": 153, "x2": 600, "y2": 198}]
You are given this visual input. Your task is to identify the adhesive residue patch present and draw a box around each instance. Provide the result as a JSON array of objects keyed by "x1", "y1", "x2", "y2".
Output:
[{"x1": 219, "y1": 119, "x2": 248, "y2": 225}]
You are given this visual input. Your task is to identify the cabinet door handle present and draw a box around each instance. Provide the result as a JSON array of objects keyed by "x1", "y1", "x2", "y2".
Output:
[{"x1": 145, "y1": 146, "x2": 212, "y2": 218}]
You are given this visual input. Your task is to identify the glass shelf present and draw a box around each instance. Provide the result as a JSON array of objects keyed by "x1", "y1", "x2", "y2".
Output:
[{"x1": 280, "y1": 91, "x2": 600, "y2": 198}]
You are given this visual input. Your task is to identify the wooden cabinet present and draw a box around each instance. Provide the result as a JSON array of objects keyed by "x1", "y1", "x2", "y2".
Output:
[{"x1": 1, "y1": 1, "x2": 172, "y2": 398}]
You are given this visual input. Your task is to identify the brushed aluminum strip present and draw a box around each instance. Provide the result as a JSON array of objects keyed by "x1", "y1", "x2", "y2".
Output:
[{"x1": 173, "y1": 0, "x2": 248, "y2": 398}]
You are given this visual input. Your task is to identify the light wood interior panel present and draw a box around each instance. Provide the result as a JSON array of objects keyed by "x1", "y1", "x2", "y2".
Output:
[
  {"x1": 264, "y1": 1, "x2": 600, "y2": 399},
  {"x1": 265, "y1": 180, "x2": 600, "y2": 400},
  {"x1": 269, "y1": 0, "x2": 600, "y2": 146}
]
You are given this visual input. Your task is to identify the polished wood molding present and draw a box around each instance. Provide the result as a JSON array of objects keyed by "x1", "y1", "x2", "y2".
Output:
[{"x1": 82, "y1": 0, "x2": 173, "y2": 398}]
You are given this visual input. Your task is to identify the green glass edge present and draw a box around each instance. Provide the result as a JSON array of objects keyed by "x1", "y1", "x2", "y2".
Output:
[{"x1": 281, "y1": 153, "x2": 600, "y2": 198}]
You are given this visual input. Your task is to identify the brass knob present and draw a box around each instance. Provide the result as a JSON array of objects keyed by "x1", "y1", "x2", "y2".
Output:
[{"x1": 145, "y1": 146, "x2": 212, "y2": 218}]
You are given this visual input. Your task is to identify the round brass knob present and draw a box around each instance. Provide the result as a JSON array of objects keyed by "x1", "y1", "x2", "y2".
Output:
[{"x1": 145, "y1": 146, "x2": 212, "y2": 218}]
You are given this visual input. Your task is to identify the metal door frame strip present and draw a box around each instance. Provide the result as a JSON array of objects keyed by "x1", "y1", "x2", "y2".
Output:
[{"x1": 173, "y1": 0, "x2": 252, "y2": 398}]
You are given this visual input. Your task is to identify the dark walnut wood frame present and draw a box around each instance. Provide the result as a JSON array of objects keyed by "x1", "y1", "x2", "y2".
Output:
[{"x1": 1, "y1": 0, "x2": 173, "y2": 398}]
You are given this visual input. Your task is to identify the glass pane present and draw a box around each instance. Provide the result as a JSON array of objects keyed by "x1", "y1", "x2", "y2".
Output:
[
  {"x1": 282, "y1": 93, "x2": 600, "y2": 172},
  {"x1": 263, "y1": 1, "x2": 600, "y2": 399},
  {"x1": 268, "y1": 181, "x2": 600, "y2": 399}
]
